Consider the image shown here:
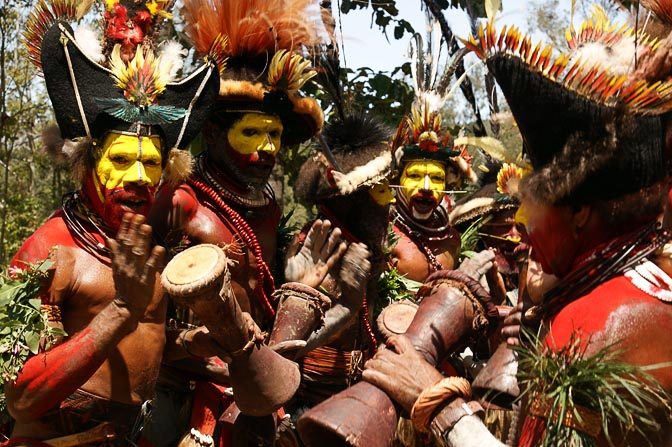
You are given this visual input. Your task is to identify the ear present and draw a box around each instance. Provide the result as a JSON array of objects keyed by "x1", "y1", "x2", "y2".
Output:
[{"x1": 572, "y1": 205, "x2": 591, "y2": 237}]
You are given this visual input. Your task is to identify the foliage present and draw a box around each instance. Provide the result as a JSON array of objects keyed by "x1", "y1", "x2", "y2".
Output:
[
  {"x1": 375, "y1": 267, "x2": 422, "y2": 316},
  {"x1": 0, "y1": 259, "x2": 66, "y2": 423},
  {"x1": 339, "y1": 0, "x2": 488, "y2": 40},
  {"x1": 514, "y1": 328, "x2": 672, "y2": 447},
  {"x1": 0, "y1": 1, "x2": 74, "y2": 264},
  {"x1": 459, "y1": 214, "x2": 490, "y2": 260}
]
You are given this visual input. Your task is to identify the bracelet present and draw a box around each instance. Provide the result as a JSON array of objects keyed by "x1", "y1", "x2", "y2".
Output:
[
  {"x1": 180, "y1": 328, "x2": 197, "y2": 357},
  {"x1": 430, "y1": 399, "x2": 485, "y2": 438},
  {"x1": 410, "y1": 376, "x2": 472, "y2": 433}
]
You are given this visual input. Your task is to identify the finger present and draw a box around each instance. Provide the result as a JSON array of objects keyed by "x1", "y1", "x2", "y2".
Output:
[
  {"x1": 473, "y1": 249, "x2": 496, "y2": 264},
  {"x1": 310, "y1": 219, "x2": 330, "y2": 253},
  {"x1": 116, "y1": 213, "x2": 134, "y2": 242},
  {"x1": 385, "y1": 334, "x2": 413, "y2": 354},
  {"x1": 302, "y1": 219, "x2": 321, "y2": 250},
  {"x1": 507, "y1": 337, "x2": 520, "y2": 347},
  {"x1": 321, "y1": 226, "x2": 342, "y2": 259},
  {"x1": 143, "y1": 245, "x2": 166, "y2": 282},
  {"x1": 132, "y1": 223, "x2": 152, "y2": 259},
  {"x1": 325, "y1": 242, "x2": 348, "y2": 270}
]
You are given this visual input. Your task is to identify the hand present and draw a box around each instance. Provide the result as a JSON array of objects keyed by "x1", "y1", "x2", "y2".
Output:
[
  {"x1": 284, "y1": 219, "x2": 348, "y2": 288},
  {"x1": 184, "y1": 313, "x2": 264, "y2": 363},
  {"x1": 501, "y1": 301, "x2": 523, "y2": 347},
  {"x1": 458, "y1": 250, "x2": 495, "y2": 292},
  {"x1": 108, "y1": 213, "x2": 165, "y2": 319},
  {"x1": 362, "y1": 335, "x2": 443, "y2": 413},
  {"x1": 337, "y1": 242, "x2": 371, "y2": 301}
]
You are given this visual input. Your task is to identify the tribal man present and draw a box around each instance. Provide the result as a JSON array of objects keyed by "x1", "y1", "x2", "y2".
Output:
[
  {"x1": 5, "y1": 0, "x2": 220, "y2": 444},
  {"x1": 363, "y1": 17, "x2": 672, "y2": 447}
]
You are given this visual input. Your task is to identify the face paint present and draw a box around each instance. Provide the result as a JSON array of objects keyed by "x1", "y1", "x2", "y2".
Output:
[
  {"x1": 399, "y1": 160, "x2": 446, "y2": 220},
  {"x1": 517, "y1": 198, "x2": 578, "y2": 278},
  {"x1": 369, "y1": 180, "x2": 396, "y2": 206},
  {"x1": 89, "y1": 132, "x2": 163, "y2": 231},
  {"x1": 227, "y1": 114, "x2": 283, "y2": 156}
]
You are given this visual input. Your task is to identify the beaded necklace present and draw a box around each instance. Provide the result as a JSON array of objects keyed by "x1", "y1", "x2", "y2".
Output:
[
  {"x1": 392, "y1": 203, "x2": 452, "y2": 272},
  {"x1": 196, "y1": 154, "x2": 273, "y2": 208},
  {"x1": 188, "y1": 165, "x2": 276, "y2": 317},
  {"x1": 530, "y1": 221, "x2": 671, "y2": 321},
  {"x1": 61, "y1": 191, "x2": 112, "y2": 261}
]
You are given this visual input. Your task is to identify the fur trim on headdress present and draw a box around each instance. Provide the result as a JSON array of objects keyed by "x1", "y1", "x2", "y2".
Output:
[
  {"x1": 294, "y1": 113, "x2": 392, "y2": 204},
  {"x1": 332, "y1": 152, "x2": 392, "y2": 196}
]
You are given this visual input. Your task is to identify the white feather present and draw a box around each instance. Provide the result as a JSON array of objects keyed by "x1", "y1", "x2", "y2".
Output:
[
  {"x1": 158, "y1": 40, "x2": 188, "y2": 82},
  {"x1": 74, "y1": 24, "x2": 104, "y2": 63},
  {"x1": 570, "y1": 39, "x2": 636, "y2": 76}
]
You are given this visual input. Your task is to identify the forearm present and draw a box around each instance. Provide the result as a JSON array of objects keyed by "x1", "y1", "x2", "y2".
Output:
[
  {"x1": 5, "y1": 301, "x2": 138, "y2": 422},
  {"x1": 430, "y1": 398, "x2": 506, "y2": 447}
]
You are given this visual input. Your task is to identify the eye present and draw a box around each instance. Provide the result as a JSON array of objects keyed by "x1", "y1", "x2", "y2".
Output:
[
  {"x1": 242, "y1": 128, "x2": 257, "y2": 137},
  {"x1": 269, "y1": 130, "x2": 281, "y2": 139},
  {"x1": 431, "y1": 176, "x2": 445, "y2": 182},
  {"x1": 143, "y1": 159, "x2": 161, "y2": 167},
  {"x1": 110, "y1": 155, "x2": 129, "y2": 164},
  {"x1": 408, "y1": 174, "x2": 422, "y2": 180}
]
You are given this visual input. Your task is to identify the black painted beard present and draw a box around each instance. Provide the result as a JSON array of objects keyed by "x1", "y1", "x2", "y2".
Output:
[{"x1": 216, "y1": 145, "x2": 273, "y2": 190}]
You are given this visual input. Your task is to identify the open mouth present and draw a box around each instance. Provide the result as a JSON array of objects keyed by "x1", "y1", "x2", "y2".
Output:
[
  {"x1": 108, "y1": 188, "x2": 152, "y2": 212},
  {"x1": 411, "y1": 197, "x2": 438, "y2": 214}
]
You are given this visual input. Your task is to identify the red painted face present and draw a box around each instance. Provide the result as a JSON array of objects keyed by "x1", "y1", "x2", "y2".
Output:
[{"x1": 516, "y1": 200, "x2": 579, "y2": 278}]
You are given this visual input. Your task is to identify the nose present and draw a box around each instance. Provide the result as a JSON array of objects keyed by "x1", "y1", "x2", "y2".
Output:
[
  {"x1": 423, "y1": 174, "x2": 431, "y2": 191},
  {"x1": 259, "y1": 133, "x2": 277, "y2": 153},
  {"x1": 124, "y1": 161, "x2": 150, "y2": 186},
  {"x1": 504, "y1": 223, "x2": 522, "y2": 243}
]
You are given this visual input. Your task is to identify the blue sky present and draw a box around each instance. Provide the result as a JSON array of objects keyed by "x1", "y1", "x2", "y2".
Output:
[{"x1": 334, "y1": 1, "x2": 533, "y2": 73}]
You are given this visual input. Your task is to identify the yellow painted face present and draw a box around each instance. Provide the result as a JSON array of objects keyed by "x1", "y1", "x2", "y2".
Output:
[
  {"x1": 226, "y1": 114, "x2": 283, "y2": 156},
  {"x1": 368, "y1": 179, "x2": 396, "y2": 206},
  {"x1": 95, "y1": 133, "x2": 163, "y2": 195},
  {"x1": 515, "y1": 202, "x2": 529, "y2": 229},
  {"x1": 399, "y1": 160, "x2": 446, "y2": 204}
]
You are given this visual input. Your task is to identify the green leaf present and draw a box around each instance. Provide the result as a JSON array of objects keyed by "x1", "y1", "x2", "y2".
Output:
[{"x1": 24, "y1": 332, "x2": 40, "y2": 355}]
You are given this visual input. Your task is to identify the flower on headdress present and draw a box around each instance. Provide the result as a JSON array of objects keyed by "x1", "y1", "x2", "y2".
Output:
[
  {"x1": 497, "y1": 163, "x2": 525, "y2": 195},
  {"x1": 268, "y1": 50, "x2": 317, "y2": 94},
  {"x1": 104, "y1": 1, "x2": 171, "y2": 58}
]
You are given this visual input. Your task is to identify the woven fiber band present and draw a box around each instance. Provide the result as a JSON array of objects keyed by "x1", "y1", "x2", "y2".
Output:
[
  {"x1": 410, "y1": 376, "x2": 472, "y2": 433},
  {"x1": 528, "y1": 396, "x2": 602, "y2": 439}
]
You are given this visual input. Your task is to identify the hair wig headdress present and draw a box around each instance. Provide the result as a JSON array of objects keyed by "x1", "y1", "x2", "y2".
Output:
[
  {"x1": 23, "y1": 0, "x2": 225, "y2": 182},
  {"x1": 180, "y1": 0, "x2": 324, "y2": 145},
  {"x1": 294, "y1": 113, "x2": 392, "y2": 204}
]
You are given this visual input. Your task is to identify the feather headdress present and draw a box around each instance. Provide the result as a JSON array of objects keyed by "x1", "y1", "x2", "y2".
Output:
[
  {"x1": 23, "y1": 0, "x2": 225, "y2": 182},
  {"x1": 180, "y1": 0, "x2": 324, "y2": 145},
  {"x1": 462, "y1": 17, "x2": 672, "y2": 204},
  {"x1": 391, "y1": 21, "x2": 477, "y2": 185}
]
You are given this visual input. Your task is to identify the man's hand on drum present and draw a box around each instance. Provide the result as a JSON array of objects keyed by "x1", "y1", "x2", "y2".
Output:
[
  {"x1": 362, "y1": 335, "x2": 443, "y2": 413},
  {"x1": 458, "y1": 249, "x2": 495, "y2": 291},
  {"x1": 108, "y1": 213, "x2": 166, "y2": 320},
  {"x1": 337, "y1": 242, "x2": 371, "y2": 303},
  {"x1": 183, "y1": 313, "x2": 263, "y2": 363},
  {"x1": 284, "y1": 219, "x2": 348, "y2": 288}
]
